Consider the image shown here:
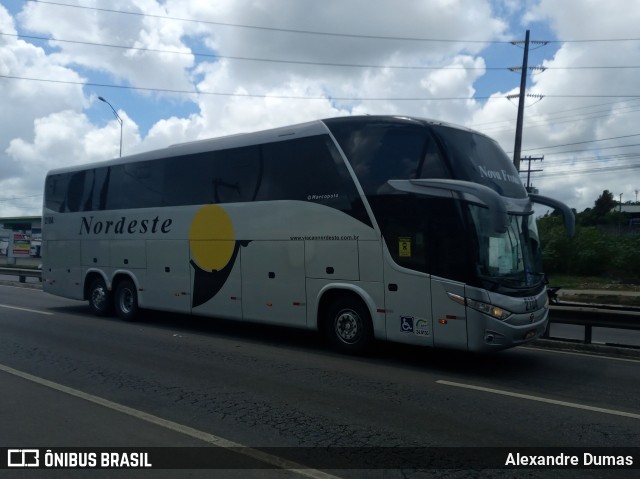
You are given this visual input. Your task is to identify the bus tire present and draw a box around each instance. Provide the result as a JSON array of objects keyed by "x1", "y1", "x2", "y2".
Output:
[
  {"x1": 88, "y1": 277, "x2": 112, "y2": 316},
  {"x1": 114, "y1": 279, "x2": 139, "y2": 321},
  {"x1": 324, "y1": 296, "x2": 373, "y2": 355}
]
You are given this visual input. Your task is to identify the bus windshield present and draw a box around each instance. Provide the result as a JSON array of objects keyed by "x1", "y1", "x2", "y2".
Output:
[
  {"x1": 468, "y1": 205, "x2": 544, "y2": 292},
  {"x1": 430, "y1": 124, "x2": 527, "y2": 199}
]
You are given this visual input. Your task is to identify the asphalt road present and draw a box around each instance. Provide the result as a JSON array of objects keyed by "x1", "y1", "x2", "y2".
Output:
[{"x1": 0, "y1": 284, "x2": 638, "y2": 478}]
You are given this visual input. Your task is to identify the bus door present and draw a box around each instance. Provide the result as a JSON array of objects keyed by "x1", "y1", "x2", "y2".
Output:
[
  {"x1": 383, "y1": 250, "x2": 433, "y2": 347},
  {"x1": 431, "y1": 278, "x2": 468, "y2": 350}
]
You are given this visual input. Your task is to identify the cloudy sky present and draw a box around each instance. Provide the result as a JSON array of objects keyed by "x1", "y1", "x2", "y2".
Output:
[{"x1": 1, "y1": 0, "x2": 640, "y2": 217}]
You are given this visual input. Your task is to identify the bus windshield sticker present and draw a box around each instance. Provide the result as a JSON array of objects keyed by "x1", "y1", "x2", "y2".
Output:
[{"x1": 398, "y1": 237, "x2": 412, "y2": 257}]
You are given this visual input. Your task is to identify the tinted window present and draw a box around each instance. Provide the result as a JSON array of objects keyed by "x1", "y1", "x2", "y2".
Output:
[
  {"x1": 44, "y1": 174, "x2": 70, "y2": 212},
  {"x1": 92, "y1": 167, "x2": 110, "y2": 211},
  {"x1": 65, "y1": 171, "x2": 87, "y2": 212},
  {"x1": 163, "y1": 146, "x2": 261, "y2": 206},
  {"x1": 326, "y1": 118, "x2": 451, "y2": 195},
  {"x1": 45, "y1": 170, "x2": 95, "y2": 213},
  {"x1": 258, "y1": 136, "x2": 350, "y2": 204},
  {"x1": 431, "y1": 125, "x2": 527, "y2": 198},
  {"x1": 107, "y1": 161, "x2": 163, "y2": 210},
  {"x1": 44, "y1": 134, "x2": 370, "y2": 226},
  {"x1": 211, "y1": 147, "x2": 262, "y2": 203},
  {"x1": 256, "y1": 135, "x2": 370, "y2": 224},
  {"x1": 370, "y1": 194, "x2": 472, "y2": 282}
]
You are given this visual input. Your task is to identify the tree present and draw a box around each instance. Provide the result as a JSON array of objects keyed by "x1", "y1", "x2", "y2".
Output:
[
  {"x1": 593, "y1": 190, "x2": 617, "y2": 217},
  {"x1": 537, "y1": 190, "x2": 640, "y2": 280}
]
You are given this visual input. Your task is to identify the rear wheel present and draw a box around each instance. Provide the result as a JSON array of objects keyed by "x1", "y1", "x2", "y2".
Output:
[
  {"x1": 114, "y1": 279, "x2": 139, "y2": 321},
  {"x1": 324, "y1": 296, "x2": 373, "y2": 355},
  {"x1": 88, "y1": 277, "x2": 112, "y2": 316}
]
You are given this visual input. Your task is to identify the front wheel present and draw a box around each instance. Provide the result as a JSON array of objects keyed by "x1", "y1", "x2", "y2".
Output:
[
  {"x1": 88, "y1": 277, "x2": 112, "y2": 316},
  {"x1": 114, "y1": 279, "x2": 139, "y2": 321},
  {"x1": 324, "y1": 297, "x2": 373, "y2": 355}
]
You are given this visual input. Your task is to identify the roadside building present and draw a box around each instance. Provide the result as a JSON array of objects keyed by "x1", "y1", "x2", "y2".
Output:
[{"x1": 0, "y1": 216, "x2": 42, "y2": 260}]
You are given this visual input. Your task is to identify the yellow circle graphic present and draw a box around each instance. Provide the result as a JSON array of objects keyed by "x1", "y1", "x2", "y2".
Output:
[{"x1": 189, "y1": 205, "x2": 235, "y2": 272}]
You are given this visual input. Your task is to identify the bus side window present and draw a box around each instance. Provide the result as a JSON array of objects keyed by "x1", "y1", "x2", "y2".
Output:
[
  {"x1": 98, "y1": 161, "x2": 165, "y2": 210},
  {"x1": 257, "y1": 135, "x2": 357, "y2": 210},
  {"x1": 45, "y1": 174, "x2": 70, "y2": 213},
  {"x1": 211, "y1": 147, "x2": 262, "y2": 203},
  {"x1": 65, "y1": 171, "x2": 87, "y2": 212},
  {"x1": 258, "y1": 138, "x2": 312, "y2": 201},
  {"x1": 163, "y1": 146, "x2": 261, "y2": 207},
  {"x1": 91, "y1": 167, "x2": 110, "y2": 211}
]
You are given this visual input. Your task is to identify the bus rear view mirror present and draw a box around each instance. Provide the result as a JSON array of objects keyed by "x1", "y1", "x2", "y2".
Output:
[
  {"x1": 388, "y1": 179, "x2": 509, "y2": 234},
  {"x1": 529, "y1": 193, "x2": 575, "y2": 237}
]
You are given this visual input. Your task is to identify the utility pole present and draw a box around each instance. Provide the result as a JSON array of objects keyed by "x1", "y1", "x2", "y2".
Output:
[
  {"x1": 522, "y1": 155, "x2": 543, "y2": 193},
  {"x1": 512, "y1": 29, "x2": 530, "y2": 173}
]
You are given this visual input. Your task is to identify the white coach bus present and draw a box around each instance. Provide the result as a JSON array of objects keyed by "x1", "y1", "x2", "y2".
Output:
[{"x1": 42, "y1": 116, "x2": 574, "y2": 353}]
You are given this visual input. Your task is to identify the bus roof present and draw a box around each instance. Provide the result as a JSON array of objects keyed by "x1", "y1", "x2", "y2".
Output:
[{"x1": 45, "y1": 115, "x2": 482, "y2": 177}]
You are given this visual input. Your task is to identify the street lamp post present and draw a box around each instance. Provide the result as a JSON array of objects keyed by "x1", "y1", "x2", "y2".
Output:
[
  {"x1": 98, "y1": 96, "x2": 123, "y2": 157},
  {"x1": 619, "y1": 193, "x2": 623, "y2": 213}
]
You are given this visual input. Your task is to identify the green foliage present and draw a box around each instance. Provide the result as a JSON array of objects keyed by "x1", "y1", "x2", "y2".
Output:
[
  {"x1": 571, "y1": 227, "x2": 611, "y2": 275},
  {"x1": 611, "y1": 234, "x2": 640, "y2": 274},
  {"x1": 593, "y1": 189, "x2": 617, "y2": 217},
  {"x1": 537, "y1": 206, "x2": 640, "y2": 279},
  {"x1": 537, "y1": 214, "x2": 572, "y2": 274},
  {"x1": 578, "y1": 190, "x2": 626, "y2": 227}
]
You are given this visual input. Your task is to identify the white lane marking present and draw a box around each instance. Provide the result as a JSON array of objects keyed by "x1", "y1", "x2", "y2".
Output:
[
  {"x1": 0, "y1": 363, "x2": 342, "y2": 479},
  {"x1": 521, "y1": 346, "x2": 640, "y2": 363},
  {"x1": 0, "y1": 304, "x2": 53, "y2": 315},
  {"x1": 436, "y1": 380, "x2": 640, "y2": 420}
]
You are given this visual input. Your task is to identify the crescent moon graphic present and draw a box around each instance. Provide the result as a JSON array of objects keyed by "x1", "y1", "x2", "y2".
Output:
[{"x1": 189, "y1": 205, "x2": 248, "y2": 308}]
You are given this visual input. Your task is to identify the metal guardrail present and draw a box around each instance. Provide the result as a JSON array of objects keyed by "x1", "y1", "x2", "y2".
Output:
[
  {"x1": 0, "y1": 267, "x2": 42, "y2": 283},
  {"x1": 547, "y1": 302, "x2": 640, "y2": 344}
]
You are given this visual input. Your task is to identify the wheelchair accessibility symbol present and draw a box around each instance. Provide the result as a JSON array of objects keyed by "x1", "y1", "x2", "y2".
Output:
[{"x1": 400, "y1": 316, "x2": 414, "y2": 333}]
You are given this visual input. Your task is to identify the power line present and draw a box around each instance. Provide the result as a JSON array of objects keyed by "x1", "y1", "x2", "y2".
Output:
[
  {"x1": 467, "y1": 97, "x2": 640, "y2": 131},
  {"x1": 547, "y1": 38, "x2": 640, "y2": 43},
  {"x1": 546, "y1": 152, "x2": 640, "y2": 165},
  {"x1": 512, "y1": 133, "x2": 640, "y2": 153},
  {"x1": 469, "y1": 98, "x2": 640, "y2": 128},
  {"x1": 27, "y1": 2, "x2": 640, "y2": 44},
  {"x1": 537, "y1": 94, "x2": 640, "y2": 99},
  {"x1": 477, "y1": 104, "x2": 640, "y2": 134},
  {"x1": 26, "y1": 0, "x2": 512, "y2": 44},
  {"x1": 0, "y1": 74, "x2": 496, "y2": 101},
  {"x1": 543, "y1": 66, "x2": 640, "y2": 70},
  {"x1": 538, "y1": 143, "x2": 640, "y2": 157},
  {"x1": 0, "y1": 33, "x2": 508, "y2": 71},
  {"x1": 6, "y1": 33, "x2": 640, "y2": 72},
  {"x1": 534, "y1": 163, "x2": 640, "y2": 178},
  {"x1": 0, "y1": 194, "x2": 43, "y2": 203},
  {"x1": 4, "y1": 74, "x2": 638, "y2": 102}
]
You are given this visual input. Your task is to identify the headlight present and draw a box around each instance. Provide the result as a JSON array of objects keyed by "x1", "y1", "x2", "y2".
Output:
[{"x1": 466, "y1": 298, "x2": 512, "y2": 320}]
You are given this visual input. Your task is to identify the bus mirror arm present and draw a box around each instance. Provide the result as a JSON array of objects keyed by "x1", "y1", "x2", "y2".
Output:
[
  {"x1": 529, "y1": 193, "x2": 576, "y2": 237},
  {"x1": 387, "y1": 179, "x2": 509, "y2": 234}
]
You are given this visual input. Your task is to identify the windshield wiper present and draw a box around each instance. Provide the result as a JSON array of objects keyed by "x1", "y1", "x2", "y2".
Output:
[{"x1": 479, "y1": 273, "x2": 543, "y2": 293}]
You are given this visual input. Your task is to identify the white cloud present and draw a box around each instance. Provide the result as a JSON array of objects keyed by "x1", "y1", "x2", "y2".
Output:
[
  {"x1": 1, "y1": 0, "x2": 639, "y2": 218},
  {"x1": 511, "y1": 0, "x2": 640, "y2": 210}
]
